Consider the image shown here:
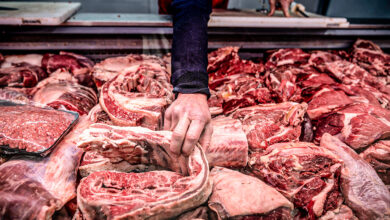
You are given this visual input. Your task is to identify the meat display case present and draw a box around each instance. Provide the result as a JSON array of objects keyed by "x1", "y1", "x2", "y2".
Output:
[{"x1": 1, "y1": 13, "x2": 389, "y2": 61}]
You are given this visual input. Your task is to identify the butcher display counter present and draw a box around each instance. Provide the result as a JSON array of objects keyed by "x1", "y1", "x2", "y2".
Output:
[{"x1": 1, "y1": 11, "x2": 390, "y2": 220}]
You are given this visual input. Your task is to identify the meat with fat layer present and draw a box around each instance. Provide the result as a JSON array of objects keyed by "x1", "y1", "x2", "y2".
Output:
[
  {"x1": 360, "y1": 140, "x2": 390, "y2": 185},
  {"x1": 99, "y1": 64, "x2": 173, "y2": 130},
  {"x1": 1, "y1": 54, "x2": 43, "y2": 68},
  {"x1": 249, "y1": 142, "x2": 343, "y2": 218},
  {"x1": 77, "y1": 124, "x2": 212, "y2": 219},
  {"x1": 232, "y1": 102, "x2": 307, "y2": 150},
  {"x1": 208, "y1": 167, "x2": 293, "y2": 219},
  {"x1": 0, "y1": 63, "x2": 46, "y2": 88},
  {"x1": 207, "y1": 115, "x2": 248, "y2": 168},
  {"x1": 320, "y1": 133, "x2": 390, "y2": 219}
]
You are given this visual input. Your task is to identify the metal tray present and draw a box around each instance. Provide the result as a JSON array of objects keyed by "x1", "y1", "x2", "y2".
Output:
[{"x1": 0, "y1": 100, "x2": 79, "y2": 157}]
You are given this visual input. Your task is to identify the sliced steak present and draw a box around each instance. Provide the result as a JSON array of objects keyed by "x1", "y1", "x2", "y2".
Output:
[
  {"x1": 208, "y1": 167, "x2": 293, "y2": 219},
  {"x1": 207, "y1": 116, "x2": 248, "y2": 168},
  {"x1": 0, "y1": 117, "x2": 91, "y2": 220},
  {"x1": 232, "y1": 102, "x2": 307, "y2": 151},
  {"x1": 33, "y1": 81, "x2": 97, "y2": 115},
  {"x1": 100, "y1": 64, "x2": 173, "y2": 130},
  {"x1": 320, "y1": 133, "x2": 390, "y2": 219},
  {"x1": 77, "y1": 124, "x2": 211, "y2": 219},
  {"x1": 249, "y1": 142, "x2": 343, "y2": 218},
  {"x1": 0, "y1": 105, "x2": 76, "y2": 154},
  {"x1": 360, "y1": 140, "x2": 390, "y2": 185}
]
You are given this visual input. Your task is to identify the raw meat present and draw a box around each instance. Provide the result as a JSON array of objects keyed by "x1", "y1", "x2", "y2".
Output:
[
  {"x1": 360, "y1": 140, "x2": 390, "y2": 185},
  {"x1": 319, "y1": 205, "x2": 357, "y2": 220},
  {"x1": 33, "y1": 81, "x2": 97, "y2": 115},
  {"x1": 208, "y1": 73, "x2": 272, "y2": 114},
  {"x1": 352, "y1": 39, "x2": 390, "y2": 76},
  {"x1": 307, "y1": 87, "x2": 353, "y2": 119},
  {"x1": 87, "y1": 104, "x2": 112, "y2": 124},
  {"x1": 0, "y1": 88, "x2": 31, "y2": 104},
  {"x1": 41, "y1": 52, "x2": 94, "y2": 87},
  {"x1": 249, "y1": 142, "x2": 343, "y2": 218},
  {"x1": 79, "y1": 151, "x2": 159, "y2": 178},
  {"x1": 92, "y1": 54, "x2": 168, "y2": 88},
  {"x1": 265, "y1": 48, "x2": 310, "y2": 69},
  {"x1": 208, "y1": 167, "x2": 293, "y2": 219},
  {"x1": 0, "y1": 116, "x2": 91, "y2": 220},
  {"x1": 100, "y1": 64, "x2": 173, "y2": 130},
  {"x1": 232, "y1": 102, "x2": 307, "y2": 151},
  {"x1": 207, "y1": 47, "x2": 264, "y2": 81},
  {"x1": 0, "y1": 63, "x2": 46, "y2": 88},
  {"x1": 77, "y1": 126, "x2": 212, "y2": 220},
  {"x1": 320, "y1": 133, "x2": 390, "y2": 219},
  {"x1": 1, "y1": 54, "x2": 43, "y2": 68},
  {"x1": 314, "y1": 103, "x2": 390, "y2": 150},
  {"x1": 177, "y1": 206, "x2": 209, "y2": 220},
  {"x1": 265, "y1": 66, "x2": 303, "y2": 102},
  {"x1": 0, "y1": 105, "x2": 76, "y2": 154},
  {"x1": 207, "y1": 116, "x2": 248, "y2": 168},
  {"x1": 307, "y1": 50, "x2": 342, "y2": 72}
]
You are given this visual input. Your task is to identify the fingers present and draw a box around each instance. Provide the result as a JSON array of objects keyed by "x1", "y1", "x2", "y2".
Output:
[
  {"x1": 199, "y1": 123, "x2": 213, "y2": 151},
  {"x1": 163, "y1": 107, "x2": 172, "y2": 130},
  {"x1": 182, "y1": 120, "x2": 206, "y2": 156},
  {"x1": 281, "y1": 0, "x2": 291, "y2": 17},
  {"x1": 170, "y1": 114, "x2": 190, "y2": 155},
  {"x1": 268, "y1": 0, "x2": 276, "y2": 16}
]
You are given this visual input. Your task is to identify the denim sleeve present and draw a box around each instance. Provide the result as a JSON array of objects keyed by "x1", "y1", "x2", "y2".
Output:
[{"x1": 171, "y1": 0, "x2": 212, "y2": 97}]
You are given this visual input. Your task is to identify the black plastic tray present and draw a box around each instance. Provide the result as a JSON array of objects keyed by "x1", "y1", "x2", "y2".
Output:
[{"x1": 0, "y1": 100, "x2": 79, "y2": 157}]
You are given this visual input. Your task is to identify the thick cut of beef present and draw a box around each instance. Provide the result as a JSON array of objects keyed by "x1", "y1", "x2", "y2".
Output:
[
  {"x1": 0, "y1": 63, "x2": 46, "y2": 88},
  {"x1": 77, "y1": 124, "x2": 212, "y2": 219},
  {"x1": 307, "y1": 50, "x2": 342, "y2": 72},
  {"x1": 208, "y1": 167, "x2": 293, "y2": 219},
  {"x1": 320, "y1": 133, "x2": 390, "y2": 219},
  {"x1": 352, "y1": 39, "x2": 390, "y2": 76},
  {"x1": 249, "y1": 142, "x2": 343, "y2": 218},
  {"x1": 207, "y1": 116, "x2": 248, "y2": 168},
  {"x1": 307, "y1": 87, "x2": 353, "y2": 119},
  {"x1": 232, "y1": 102, "x2": 307, "y2": 151},
  {"x1": 100, "y1": 64, "x2": 173, "y2": 130},
  {"x1": 1, "y1": 54, "x2": 43, "y2": 68},
  {"x1": 208, "y1": 73, "x2": 272, "y2": 115},
  {"x1": 0, "y1": 105, "x2": 76, "y2": 154},
  {"x1": 0, "y1": 117, "x2": 91, "y2": 220},
  {"x1": 265, "y1": 48, "x2": 310, "y2": 69},
  {"x1": 360, "y1": 140, "x2": 390, "y2": 185},
  {"x1": 41, "y1": 52, "x2": 94, "y2": 87},
  {"x1": 207, "y1": 47, "x2": 264, "y2": 81},
  {"x1": 33, "y1": 81, "x2": 97, "y2": 115},
  {"x1": 92, "y1": 54, "x2": 168, "y2": 88},
  {"x1": 314, "y1": 103, "x2": 390, "y2": 150},
  {"x1": 265, "y1": 66, "x2": 304, "y2": 102}
]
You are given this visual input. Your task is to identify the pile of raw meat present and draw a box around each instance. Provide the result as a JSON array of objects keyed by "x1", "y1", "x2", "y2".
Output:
[{"x1": 1, "y1": 39, "x2": 390, "y2": 220}]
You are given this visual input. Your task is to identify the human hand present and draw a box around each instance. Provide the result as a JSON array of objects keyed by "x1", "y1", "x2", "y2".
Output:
[
  {"x1": 268, "y1": 0, "x2": 293, "y2": 17},
  {"x1": 164, "y1": 93, "x2": 213, "y2": 157}
]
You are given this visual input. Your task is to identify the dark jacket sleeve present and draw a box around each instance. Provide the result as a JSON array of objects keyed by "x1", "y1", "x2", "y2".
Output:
[{"x1": 171, "y1": 0, "x2": 212, "y2": 97}]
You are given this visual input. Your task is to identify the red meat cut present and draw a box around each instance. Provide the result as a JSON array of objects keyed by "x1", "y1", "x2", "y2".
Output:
[
  {"x1": 0, "y1": 63, "x2": 46, "y2": 88},
  {"x1": 265, "y1": 48, "x2": 310, "y2": 69},
  {"x1": 33, "y1": 81, "x2": 97, "y2": 115},
  {"x1": 314, "y1": 103, "x2": 390, "y2": 150},
  {"x1": 0, "y1": 117, "x2": 91, "y2": 220},
  {"x1": 208, "y1": 167, "x2": 293, "y2": 219},
  {"x1": 206, "y1": 116, "x2": 248, "y2": 168},
  {"x1": 0, "y1": 105, "x2": 76, "y2": 154},
  {"x1": 320, "y1": 133, "x2": 390, "y2": 219},
  {"x1": 232, "y1": 102, "x2": 307, "y2": 150},
  {"x1": 360, "y1": 140, "x2": 390, "y2": 185},
  {"x1": 249, "y1": 142, "x2": 343, "y2": 219},
  {"x1": 100, "y1": 63, "x2": 173, "y2": 130},
  {"x1": 77, "y1": 123, "x2": 212, "y2": 219}
]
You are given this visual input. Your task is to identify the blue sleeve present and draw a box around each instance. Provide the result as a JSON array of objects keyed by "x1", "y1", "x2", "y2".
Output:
[{"x1": 171, "y1": 0, "x2": 212, "y2": 97}]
